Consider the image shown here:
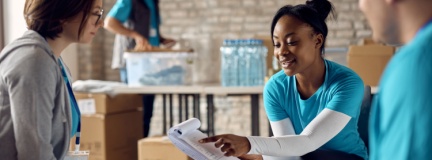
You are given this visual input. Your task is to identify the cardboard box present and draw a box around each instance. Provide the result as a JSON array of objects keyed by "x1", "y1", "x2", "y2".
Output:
[
  {"x1": 138, "y1": 136, "x2": 191, "y2": 160},
  {"x1": 361, "y1": 38, "x2": 377, "y2": 45},
  {"x1": 70, "y1": 111, "x2": 143, "y2": 160},
  {"x1": 74, "y1": 93, "x2": 142, "y2": 114},
  {"x1": 347, "y1": 45, "x2": 395, "y2": 86}
]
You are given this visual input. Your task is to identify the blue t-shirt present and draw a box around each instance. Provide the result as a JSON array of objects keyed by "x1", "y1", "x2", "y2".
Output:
[
  {"x1": 264, "y1": 59, "x2": 367, "y2": 159},
  {"x1": 369, "y1": 21, "x2": 432, "y2": 160},
  {"x1": 107, "y1": 0, "x2": 161, "y2": 46},
  {"x1": 58, "y1": 59, "x2": 80, "y2": 137}
]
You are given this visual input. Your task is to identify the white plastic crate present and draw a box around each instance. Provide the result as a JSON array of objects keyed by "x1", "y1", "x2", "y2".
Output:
[{"x1": 124, "y1": 52, "x2": 194, "y2": 86}]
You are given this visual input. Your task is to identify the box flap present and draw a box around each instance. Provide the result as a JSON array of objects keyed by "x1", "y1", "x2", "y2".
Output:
[
  {"x1": 348, "y1": 45, "x2": 395, "y2": 56},
  {"x1": 74, "y1": 93, "x2": 142, "y2": 114}
]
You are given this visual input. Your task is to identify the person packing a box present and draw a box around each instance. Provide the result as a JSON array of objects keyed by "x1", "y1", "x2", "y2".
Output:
[{"x1": 104, "y1": 0, "x2": 176, "y2": 138}]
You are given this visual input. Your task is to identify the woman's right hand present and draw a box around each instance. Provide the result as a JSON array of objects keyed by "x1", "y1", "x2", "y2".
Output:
[
  {"x1": 239, "y1": 154, "x2": 264, "y2": 160},
  {"x1": 199, "y1": 134, "x2": 251, "y2": 157},
  {"x1": 132, "y1": 32, "x2": 152, "y2": 51}
]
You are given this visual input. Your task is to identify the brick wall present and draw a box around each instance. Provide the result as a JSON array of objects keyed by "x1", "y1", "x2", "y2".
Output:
[{"x1": 76, "y1": 0, "x2": 371, "y2": 136}]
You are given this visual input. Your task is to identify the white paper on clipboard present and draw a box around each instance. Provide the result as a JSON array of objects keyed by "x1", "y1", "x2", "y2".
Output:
[{"x1": 168, "y1": 118, "x2": 239, "y2": 160}]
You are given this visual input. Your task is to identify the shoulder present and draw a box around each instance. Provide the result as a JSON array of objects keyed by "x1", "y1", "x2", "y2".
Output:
[
  {"x1": 1, "y1": 32, "x2": 58, "y2": 81},
  {"x1": 265, "y1": 70, "x2": 290, "y2": 92},
  {"x1": 382, "y1": 31, "x2": 432, "y2": 97},
  {"x1": 325, "y1": 60, "x2": 364, "y2": 93},
  {"x1": 326, "y1": 60, "x2": 363, "y2": 86}
]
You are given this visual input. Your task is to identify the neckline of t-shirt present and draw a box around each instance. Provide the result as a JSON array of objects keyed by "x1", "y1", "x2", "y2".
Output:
[{"x1": 293, "y1": 59, "x2": 328, "y2": 102}]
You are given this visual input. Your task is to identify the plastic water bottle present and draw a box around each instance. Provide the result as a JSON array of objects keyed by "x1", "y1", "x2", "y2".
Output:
[
  {"x1": 247, "y1": 39, "x2": 257, "y2": 86},
  {"x1": 220, "y1": 40, "x2": 238, "y2": 86},
  {"x1": 220, "y1": 40, "x2": 229, "y2": 86},
  {"x1": 248, "y1": 39, "x2": 255, "y2": 86},
  {"x1": 256, "y1": 40, "x2": 268, "y2": 85},
  {"x1": 245, "y1": 39, "x2": 255, "y2": 86},
  {"x1": 230, "y1": 40, "x2": 239, "y2": 86},
  {"x1": 237, "y1": 40, "x2": 249, "y2": 86}
]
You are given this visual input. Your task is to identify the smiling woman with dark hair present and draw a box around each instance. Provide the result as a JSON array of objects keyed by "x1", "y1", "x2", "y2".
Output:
[
  {"x1": 200, "y1": 0, "x2": 368, "y2": 160},
  {"x1": 0, "y1": 0, "x2": 104, "y2": 159}
]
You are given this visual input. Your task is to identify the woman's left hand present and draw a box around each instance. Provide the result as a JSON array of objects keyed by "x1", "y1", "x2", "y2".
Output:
[
  {"x1": 160, "y1": 37, "x2": 177, "y2": 48},
  {"x1": 199, "y1": 134, "x2": 251, "y2": 157}
]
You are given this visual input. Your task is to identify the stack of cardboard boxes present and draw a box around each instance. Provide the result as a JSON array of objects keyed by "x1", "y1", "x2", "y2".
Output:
[{"x1": 71, "y1": 93, "x2": 143, "y2": 160}]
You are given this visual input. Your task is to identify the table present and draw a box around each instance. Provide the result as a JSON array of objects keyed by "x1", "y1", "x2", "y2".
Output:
[
  {"x1": 113, "y1": 85, "x2": 265, "y2": 136},
  {"x1": 114, "y1": 86, "x2": 204, "y2": 135}
]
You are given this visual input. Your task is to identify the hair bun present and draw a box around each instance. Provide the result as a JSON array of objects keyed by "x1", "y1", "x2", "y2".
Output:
[{"x1": 306, "y1": 0, "x2": 335, "y2": 21}]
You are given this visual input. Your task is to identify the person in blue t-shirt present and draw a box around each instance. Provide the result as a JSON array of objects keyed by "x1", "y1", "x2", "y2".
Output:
[
  {"x1": 359, "y1": 0, "x2": 432, "y2": 159},
  {"x1": 199, "y1": 0, "x2": 368, "y2": 160},
  {"x1": 104, "y1": 0, "x2": 176, "y2": 138}
]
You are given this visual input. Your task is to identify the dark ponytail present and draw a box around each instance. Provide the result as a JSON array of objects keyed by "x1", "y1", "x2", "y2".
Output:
[
  {"x1": 270, "y1": 0, "x2": 335, "y2": 54},
  {"x1": 305, "y1": 0, "x2": 335, "y2": 21}
]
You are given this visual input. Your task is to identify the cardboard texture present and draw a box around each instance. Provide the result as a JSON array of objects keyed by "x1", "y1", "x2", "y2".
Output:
[
  {"x1": 347, "y1": 45, "x2": 395, "y2": 86},
  {"x1": 70, "y1": 111, "x2": 143, "y2": 160},
  {"x1": 138, "y1": 137, "x2": 192, "y2": 160},
  {"x1": 361, "y1": 38, "x2": 377, "y2": 45},
  {"x1": 74, "y1": 93, "x2": 142, "y2": 114}
]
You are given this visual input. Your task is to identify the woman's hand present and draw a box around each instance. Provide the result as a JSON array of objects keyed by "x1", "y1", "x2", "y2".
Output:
[
  {"x1": 239, "y1": 154, "x2": 263, "y2": 160},
  {"x1": 132, "y1": 32, "x2": 152, "y2": 51},
  {"x1": 160, "y1": 37, "x2": 177, "y2": 48},
  {"x1": 199, "y1": 134, "x2": 251, "y2": 157}
]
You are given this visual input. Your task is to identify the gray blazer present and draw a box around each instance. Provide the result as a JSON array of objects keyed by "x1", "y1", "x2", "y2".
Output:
[{"x1": 0, "y1": 30, "x2": 72, "y2": 160}]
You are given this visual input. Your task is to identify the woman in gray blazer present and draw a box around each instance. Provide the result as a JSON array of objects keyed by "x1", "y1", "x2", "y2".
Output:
[{"x1": 0, "y1": 0, "x2": 104, "y2": 159}]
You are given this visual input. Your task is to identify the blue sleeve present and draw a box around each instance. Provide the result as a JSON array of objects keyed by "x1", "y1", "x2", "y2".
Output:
[
  {"x1": 263, "y1": 77, "x2": 289, "y2": 122},
  {"x1": 326, "y1": 74, "x2": 364, "y2": 118},
  {"x1": 106, "y1": 0, "x2": 132, "y2": 23}
]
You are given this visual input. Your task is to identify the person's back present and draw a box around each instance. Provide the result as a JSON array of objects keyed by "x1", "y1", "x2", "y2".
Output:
[{"x1": 359, "y1": 0, "x2": 432, "y2": 159}]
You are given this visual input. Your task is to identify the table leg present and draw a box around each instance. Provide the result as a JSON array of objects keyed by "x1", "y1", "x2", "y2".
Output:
[
  {"x1": 251, "y1": 94, "x2": 260, "y2": 136},
  {"x1": 185, "y1": 94, "x2": 189, "y2": 119},
  {"x1": 206, "y1": 94, "x2": 215, "y2": 136},
  {"x1": 193, "y1": 94, "x2": 197, "y2": 118},
  {"x1": 179, "y1": 94, "x2": 183, "y2": 123},
  {"x1": 162, "y1": 94, "x2": 167, "y2": 135},
  {"x1": 196, "y1": 94, "x2": 201, "y2": 120},
  {"x1": 268, "y1": 121, "x2": 273, "y2": 137},
  {"x1": 169, "y1": 94, "x2": 173, "y2": 128}
]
